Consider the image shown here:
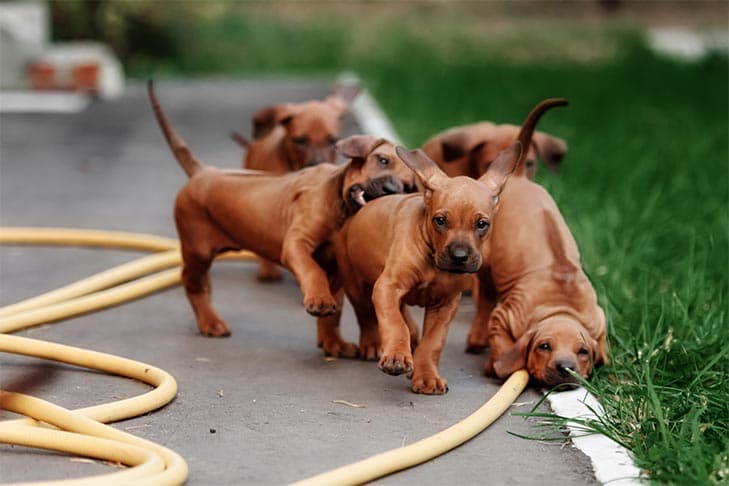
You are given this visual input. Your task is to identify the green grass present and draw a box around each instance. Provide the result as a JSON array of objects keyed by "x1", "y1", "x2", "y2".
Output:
[{"x1": 56, "y1": 3, "x2": 729, "y2": 482}]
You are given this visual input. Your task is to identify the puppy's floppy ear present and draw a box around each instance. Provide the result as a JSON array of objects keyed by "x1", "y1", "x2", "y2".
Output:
[
  {"x1": 395, "y1": 146, "x2": 448, "y2": 193},
  {"x1": 335, "y1": 135, "x2": 382, "y2": 161},
  {"x1": 251, "y1": 104, "x2": 295, "y2": 138},
  {"x1": 533, "y1": 132, "x2": 567, "y2": 173},
  {"x1": 594, "y1": 334, "x2": 609, "y2": 366},
  {"x1": 493, "y1": 328, "x2": 534, "y2": 379},
  {"x1": 478, "y1": 142, "x2": 521, "y2": 196},
  {"x1": 592, "y1": 307, "x2": 609, "y2": 366}
]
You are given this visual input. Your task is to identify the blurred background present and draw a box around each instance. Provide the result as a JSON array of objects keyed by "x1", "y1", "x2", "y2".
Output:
[{"x1": 1, "y1": 1, "x2": 727, "y2": 98}]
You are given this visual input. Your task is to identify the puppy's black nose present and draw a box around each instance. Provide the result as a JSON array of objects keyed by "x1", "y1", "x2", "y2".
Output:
[
  {"x1": 448, "y1": 243, "x2": 471, "y2": 263},
  {"x1": 556, "y1": 359, "x2": 577, "y2": 377}
]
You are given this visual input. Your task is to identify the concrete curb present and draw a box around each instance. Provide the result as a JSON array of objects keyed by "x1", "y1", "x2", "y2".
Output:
[{"x1": 341, "y1": 73, "x2": 643, "y2": 485}]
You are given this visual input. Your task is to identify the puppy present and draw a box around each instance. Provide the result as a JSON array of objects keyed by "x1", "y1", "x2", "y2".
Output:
[
  {"x1": 232, "y1": 84, "x2": 360, "y2": 171},
  {"x1": 231, "y1": 84, "x2": 360, "y2": 281},
  {"x1": 422, "y1": 114, "x2": 567, "y2": 180},
  {"x1": 465, "y1": 170, "x2": 609, "y2": 387},
  {"x1": 335, "y1": 140, "x2": 522, "y2": 394},
  {"x1": 149, "y1": 81, "x2": 416, "y2": 357}
]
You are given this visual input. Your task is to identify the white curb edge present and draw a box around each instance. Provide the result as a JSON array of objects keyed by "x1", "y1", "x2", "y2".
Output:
[{"x1": 339, "y1": 72, "x2": 643, "y2": 485}]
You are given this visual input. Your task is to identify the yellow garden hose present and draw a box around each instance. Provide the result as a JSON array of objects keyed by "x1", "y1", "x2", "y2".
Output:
[
  {"x1": 292, "y1": 369, "x2": 529, "y2": 486},
  {"x1": 0, "y1": 250, "x2": 181, "y2": 319},
  {"x1": 0, "y1": 228, "x2": 191, "y2": 485},
  {"x1": 0, "y1": 227, "x2": 179, "y2": 251},
  {"x1": 0, "y1": 227, "x2": 529, "y2": 485}
]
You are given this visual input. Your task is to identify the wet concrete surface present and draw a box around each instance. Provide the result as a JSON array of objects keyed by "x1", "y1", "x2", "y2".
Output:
[{"x1": 0, "y1": 79, "x2": 596, "y2": 485}]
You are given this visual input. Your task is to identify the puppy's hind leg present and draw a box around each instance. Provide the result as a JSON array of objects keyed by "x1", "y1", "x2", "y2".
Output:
[{"x1": 181, "y1": 247, "x2": 231, "y2": 337}]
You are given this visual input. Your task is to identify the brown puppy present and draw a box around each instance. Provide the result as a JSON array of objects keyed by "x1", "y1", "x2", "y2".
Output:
[
  {"x1": 148, "y1": 82, "x2": 416, "y2": 357},
  {"x1": 422, "y1": 118, "x2": 567, "y2": 180},
  {"x1": 465, "y1": 172, "x2": 609, "y2": 387},
  {"x1": 231, "y1": 85, "x2": 360, "y2": 281},
  {"x1": 335, "y1": 142, "x2": 521, "y2": 394},
  {"x1": 232, "y1": 84, "x2": 360, "y2": 171}
]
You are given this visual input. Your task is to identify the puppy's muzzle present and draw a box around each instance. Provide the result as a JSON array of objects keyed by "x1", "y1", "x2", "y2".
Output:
[
  {"x1": 368, "y1": 176, "x2": 404, "y2": 197},
  {"x1": 437, "y1": 242, "x2": 481, "y2": 273},
  {"x1": 555, "y1": 358, "x2": 577, "y2": 378},
  {"x1": 537, "y1": 358, "x2": 581, "y2": 387}
]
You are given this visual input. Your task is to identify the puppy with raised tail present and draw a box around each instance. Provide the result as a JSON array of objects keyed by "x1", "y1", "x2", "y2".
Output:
[
  {"x1": 149, "y1": 81, "x2": 416, "y2": 357},
  {"x1": 463, "y1": 106, "x2": 609, "y2": 386}
]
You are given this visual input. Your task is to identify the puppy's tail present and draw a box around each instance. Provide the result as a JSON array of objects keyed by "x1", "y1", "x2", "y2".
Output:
[
  {"x1": 147, "y1": 80, "x2": 202, "y2": 178},
  {"x1": 229, "y1": 130, "x2": 250, "y2": 149},
  {"x1": 516, "y1": 98, "x2": 568, "y2": 170}
]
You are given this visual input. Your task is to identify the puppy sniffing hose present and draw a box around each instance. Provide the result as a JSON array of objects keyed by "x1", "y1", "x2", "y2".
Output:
[{"x1": 291, "y1": 369, "x2": 529, "y2": 486}]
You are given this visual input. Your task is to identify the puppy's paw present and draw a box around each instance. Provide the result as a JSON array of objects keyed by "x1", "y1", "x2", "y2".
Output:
[
  {"x1": 378, "y1": 352, "x2": 413, "y2": 376},
  {"x1": 465, "y1": 332, "x2": 488, "y2": 354},
  {"x1": 199, "y1": 320, "x2": 231, "y2": 337},
  {"x1": 359, "y1": 336, "x2": 380, "y2": 361},
  {"x1": 465, "y1": 342, "x2": 487, "y2": 354},
  {"x1": 303, "y1": 294, "x2": 338, "y2": 316},
  {"x1": 483, "y1": 358, "x2": 496, "y2": 377},
  {"x1": 322, "y1": 338, "x2": 359, "y2": 359},
  {"x1": 411, "y1": 373, "x2": 448, "y2": 395}
]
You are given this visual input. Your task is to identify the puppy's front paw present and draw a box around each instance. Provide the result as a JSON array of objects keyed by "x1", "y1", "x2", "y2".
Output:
[
  {"x1": 411, "y1": 373, "x2": 448, "y2": 395},
  {"x1": 303, "y1": 294, "x2": 338, "y2": 316},
  {"x1": 378, "y1": 352, "x2": 413, "y2": 376},
  {"x1": 199, "y1": 320, "x2": 231, "y2": 337},
  {"x1": 358, "y1": 334, "x2": 380, "y2": 361},
  {"x1": 465, "y1": 331, "x2": 488, "y2": 354},
  {"x1": 483, "y1": 358, "x2": 496, "y2": 377},
  {"x1": 322, "y1": 337, "x2": 359, "y2": 359}
]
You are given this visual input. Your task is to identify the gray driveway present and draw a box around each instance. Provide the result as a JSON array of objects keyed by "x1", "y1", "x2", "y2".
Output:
[{"x1": 0, "y1": 79, "x2": 596, "y2": 485}]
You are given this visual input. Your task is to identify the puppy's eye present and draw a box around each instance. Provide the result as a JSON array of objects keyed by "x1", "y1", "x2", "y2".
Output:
[
  {"x1": 377, "y1": 155, "x2": 390, "y2": 166},
  {"x1": 526, "y1": 160, "x2": 535, "y2": 169},
  {"x1": 538, "y1": 343, "x2": 551, "y2": 351},
  {"x1": 475, "y1": 218, "x2": 490, "y2": 233},
  {"x1": 433, "y1": 215, "x2": 446, "y2": 227},
  {"x1": 577, "y1": 348, "x2": 590, "y2": 356},
  {"x1": 293, "y1": 136, "x2": 308, "y2": 146}
]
